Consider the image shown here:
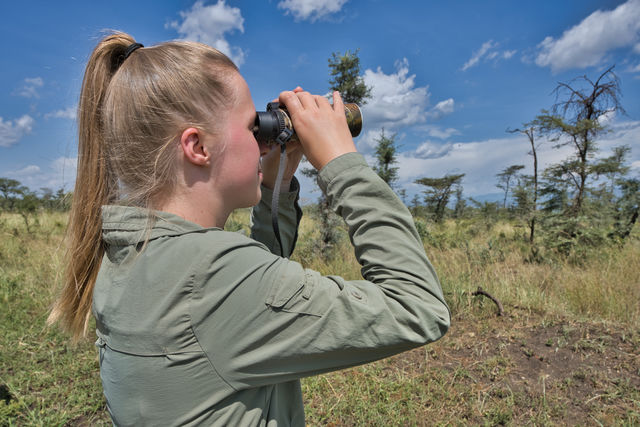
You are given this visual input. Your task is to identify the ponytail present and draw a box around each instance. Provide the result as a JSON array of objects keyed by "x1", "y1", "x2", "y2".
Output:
[
  {"x1": 48, "y1": 32, "x2": 136, "y2": 340},
  {"x1": 48, "y1": 31, "x2": 238, "y2": 340}
]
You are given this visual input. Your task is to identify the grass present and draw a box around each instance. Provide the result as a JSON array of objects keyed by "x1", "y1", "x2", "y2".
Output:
[{"x1": 1, "y1": 210, "x2": 639, "y2": 425}]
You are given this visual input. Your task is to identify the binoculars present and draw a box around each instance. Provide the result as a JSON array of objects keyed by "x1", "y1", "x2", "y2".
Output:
[{"x1": 253, "y1": 102, "x2": 363, "y2": 145}]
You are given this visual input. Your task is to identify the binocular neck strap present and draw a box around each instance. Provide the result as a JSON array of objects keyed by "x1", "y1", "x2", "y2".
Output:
[{"x1": 271, "y1": 129, "x2": 293, "y2": 258}]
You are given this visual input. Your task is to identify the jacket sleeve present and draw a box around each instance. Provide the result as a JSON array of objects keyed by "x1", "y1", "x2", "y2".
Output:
[
  {"x1": 190, "y1": 153, "x2": 450, "y2": 391},
  {"x1": 249, "y1": 177, "x2": 303, "y2": 257}
]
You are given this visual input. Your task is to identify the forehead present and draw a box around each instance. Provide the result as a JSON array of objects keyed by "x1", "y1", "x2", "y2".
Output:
[{"x1": 228, "y1": 72, "x2": 254, "y2": 110}]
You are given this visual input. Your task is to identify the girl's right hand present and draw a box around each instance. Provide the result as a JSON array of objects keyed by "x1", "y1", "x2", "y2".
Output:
[{"x1": 278, "y1": 90, "x2": 357, "y2": 171}]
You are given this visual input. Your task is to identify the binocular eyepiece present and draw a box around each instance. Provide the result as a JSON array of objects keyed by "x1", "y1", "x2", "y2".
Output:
[{"x1": 253, "y1": 102, "x2": 363, "y2": 145}]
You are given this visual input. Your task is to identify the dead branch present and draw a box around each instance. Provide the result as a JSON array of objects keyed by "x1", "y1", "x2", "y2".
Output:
[{"x1": 472, "y1": 287, "x2": 504, "y2": 317}]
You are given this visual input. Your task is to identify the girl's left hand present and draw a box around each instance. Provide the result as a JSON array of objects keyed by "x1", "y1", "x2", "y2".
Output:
[{"x1": 260, "y1": 87, "x2": 305, "y2": 192}]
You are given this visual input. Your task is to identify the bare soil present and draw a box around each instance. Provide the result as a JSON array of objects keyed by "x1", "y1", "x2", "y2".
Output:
[{"x1": 392, "y1": 308, "x2": 640, "y2": 425}]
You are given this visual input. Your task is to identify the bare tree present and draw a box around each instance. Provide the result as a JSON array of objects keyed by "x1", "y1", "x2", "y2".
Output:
[
  {"x1": 537, "y1": 65, "x2": 624, "y2": 215},
  {"x1": 508, "y1": 123, "x2": 542, "y2": 243}
]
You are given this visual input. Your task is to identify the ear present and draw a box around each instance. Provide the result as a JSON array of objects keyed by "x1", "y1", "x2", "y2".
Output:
[{"x1": 179, "y1": 127, "x2": 211, "y2": 166}]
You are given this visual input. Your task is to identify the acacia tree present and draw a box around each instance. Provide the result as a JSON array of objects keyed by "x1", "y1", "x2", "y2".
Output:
[
  {"x1": 415, "y1": 173, "x2": 465, "y2": 223},
  {"x1": 537, "y1": 65, "x2": 624, "y2": 216},
  {"x1": 0, "y1": 177, "x2": 26, "y2": 211},
  {"x1": 496, "y1": 164, "x2": 524, "y2": 209},
  {"x1": 373, "y1": 128, "x2": 399, "y2": 187}
]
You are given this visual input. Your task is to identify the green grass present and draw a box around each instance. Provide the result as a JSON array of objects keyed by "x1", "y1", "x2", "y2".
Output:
[{"x1": 1, "y1": 210, "x2": 638, "y2": 425}]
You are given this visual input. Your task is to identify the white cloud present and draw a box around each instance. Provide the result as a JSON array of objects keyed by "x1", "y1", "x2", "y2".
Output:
[
  {"x1": 361, "y1": 58, "x2": 430, "y2": 130},
  {"x1": 461, "y1": 41, "x2": 516, "y2": 71},
  {"x1": 10, "y1": 165, "x2": 41, "y2": 177},
  {"x1": 392, "y1": 119, "x2": 640, "y2": 198},
  {"x1": 16, "y1": 77, "x2": 44, "y2": 98},
  {"x1": 278, "y1": 0, "x2": 348, "y2": 22},
  {"x1": 45, "y1": 107, "x2": 76, "y2": 120},
  {"x1": 535, "y1": 0, "x2": 640, "y2": 72},
  {"x1": 426, "y1": 98, "x2": 455, "y2": 120},
  {"x1": 298, "y1": 121, "x2": 640, "y2": 202},
  {"x1": 420, "y1": 125, "x2": 460, "y2": 140},
  {"x1": 168, "y1": 0, "x2": 245, "y2": 66},
  {"x1": 3, "y1": 157, "x2": 77, "y2": 191},
  {"x1": 0, "y1": 115, "x2": 35, "y2": 147},
  {"x1": 462, "y1": 40, "x2": 497, "y2": 71},
  {"x1": 415, "y1": 141, "x2": 455, "y2": 159}
]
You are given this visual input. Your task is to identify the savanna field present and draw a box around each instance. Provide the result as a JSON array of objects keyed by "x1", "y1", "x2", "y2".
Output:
[{"x1": 1, "y1": 209, "x2": 639, "y2": 426}]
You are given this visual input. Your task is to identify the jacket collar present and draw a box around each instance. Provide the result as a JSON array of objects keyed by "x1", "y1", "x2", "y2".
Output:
[{"x1": 101, "y1": 205, "x2": 218, "y2": 245}]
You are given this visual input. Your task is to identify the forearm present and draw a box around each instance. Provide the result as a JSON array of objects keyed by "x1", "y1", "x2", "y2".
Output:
[
  {"x1": 249, "y1": 177, "x2": 302, "y2": 256},
  {"x1": 318, "y1": 152, "x2": 449, "y2": 320}
]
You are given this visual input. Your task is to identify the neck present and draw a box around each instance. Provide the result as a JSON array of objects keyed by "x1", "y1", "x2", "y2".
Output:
[{"x1": 156, "y1": 190, "x2": 229, "y2": 229}]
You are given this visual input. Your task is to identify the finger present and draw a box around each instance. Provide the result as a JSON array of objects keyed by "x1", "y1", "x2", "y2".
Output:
[
  {"x1": 315, "y1": 95, "x2": 332, "y2": 110},
  {"x1": 273, "y1": 86, "x2": 303, "y2": 102},
  {"x1": 332, "y1": 91, "x2": 344, "y2": 113},
  {"x1": 279, "y1": 91, "x2": 303, "y2": 115},
  {"x1": 296, "y1": 91, "x2": 317, "y2": 110}
]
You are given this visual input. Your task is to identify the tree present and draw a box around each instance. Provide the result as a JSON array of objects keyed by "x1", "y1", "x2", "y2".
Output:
[
  {"x1": 453, "y1": 185, "x2": 466, "y2": 219},
  {"x1": 328, "y1": 49, "x2": 372, "y2": 105},
  {"x1": 0, "y1": 177, "x2": 27, "y2": 211},
  {"x1": 372, "y1": 128, "x2": 399, "y2": 187},
  {"x1": 508, "y1": 122, "x2": 543, "y2": 243},
  {"x1": 302, "y1": 49, "x2": 373, "y2": 258},
  {"x1": 496, "y1": 165, "x2": 525, "y2": 209},
  {"x1": 415, "y1": 174, "x2": 465, "y2": 223},
  {"x1": 537, "y1": 65, "x2": 624, "y2": 216}
]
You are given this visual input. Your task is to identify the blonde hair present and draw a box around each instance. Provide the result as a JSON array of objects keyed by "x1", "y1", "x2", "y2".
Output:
[{"x1": 48, "y1": 31, "x2": 238, "y2": 340}]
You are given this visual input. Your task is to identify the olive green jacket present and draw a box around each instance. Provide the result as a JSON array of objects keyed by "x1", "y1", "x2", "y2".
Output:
[{"x1": 93, "y1": 153, "x2": 450, "y2": 426}]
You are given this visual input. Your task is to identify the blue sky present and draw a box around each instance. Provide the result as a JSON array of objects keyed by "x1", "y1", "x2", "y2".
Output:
[{"x1": 1, "y1": 0, "x2": 639, "y2": 204}]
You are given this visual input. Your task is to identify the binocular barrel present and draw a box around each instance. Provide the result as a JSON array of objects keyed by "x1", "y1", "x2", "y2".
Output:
[{"x1": 254, "y1": 102, "x2": 363, "y2": 145}]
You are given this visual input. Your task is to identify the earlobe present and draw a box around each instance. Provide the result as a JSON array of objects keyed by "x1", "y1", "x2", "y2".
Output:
[{"x1": 180, "y1": 127, "x2": 211, "y2": 166}]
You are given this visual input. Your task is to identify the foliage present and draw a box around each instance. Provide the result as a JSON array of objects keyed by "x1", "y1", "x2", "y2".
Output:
[
  {"x1": 415, "y1": 173, "x2": 465, "y2": 223},
  {"x1": 328, "y1": 49, "x2": 372, "y2": 105},
  {"x1": 496, "y1": 164, "x2": 524, "y2": 208},
  {"x1": 372, "y1": 128, "x2": 399, "y2": 187},
  {"x1": 536, "y1": 66, "x2": 624, "y2": 216},
  {"x1": 299, "y1": 47, "x2": 373, "y2": 259}
]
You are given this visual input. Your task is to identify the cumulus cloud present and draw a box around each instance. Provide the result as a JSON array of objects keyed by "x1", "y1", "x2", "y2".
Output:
[
  {"x1": 3, "y1": 157, "x2": 77, "y2": 191},
  {"x1": 361, "y1": 58, "x2": 430, "y2": 130},
  {"x1": 397, "y1": 120, "x2": 640, "y2": 198},
  {"x1": 0, "y1": 115, "x2": 35, "y2": 147},
  {"x1": 45, "y1": 107, "x2": 76, "y2": 120},
  {"x1": 168, "y1": 0, "x2": 245, "y2": 66},
  {"x1": 16, "y1": 77, "x2": 44, "y2": 98},
  {"x1": 535, "y1": 0, "x2": 640, "y2": 72},
  {"x1": 415, "y1": 141, "x2": 455, "y2": 159},
  {"x1": 461, "y1": 40, "x2": 516, "y2": 71},
  {"x1": 296, "y1": 120, "x2": 640, "y2": 202},
  {"x1": 278, "y1": 0, "x2": 348, "y2": 22},
  {"x1": 419, "y1": 125, "x2": 460, "y2": 140},
  {"x1": 10, "y1": 165, "x2": 41, "y2": 177},
  {"x1": 426, "y1": 98, "x2": 455, "y2": 120}
]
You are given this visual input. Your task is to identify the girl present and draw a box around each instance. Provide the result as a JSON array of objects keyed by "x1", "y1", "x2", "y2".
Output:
[{"x1": 49, "y1": 31, "x2": 450, "y2": 426}]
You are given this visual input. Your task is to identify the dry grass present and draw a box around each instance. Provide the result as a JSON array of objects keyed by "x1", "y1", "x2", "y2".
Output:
[{"x1": 1, "y1": 210, "x2": 638, "y2": 425}]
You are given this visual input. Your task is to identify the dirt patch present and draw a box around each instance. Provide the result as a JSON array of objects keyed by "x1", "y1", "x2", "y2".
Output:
[{"x1": 389, "y1": 309, "x2": 640, "y2": 425}]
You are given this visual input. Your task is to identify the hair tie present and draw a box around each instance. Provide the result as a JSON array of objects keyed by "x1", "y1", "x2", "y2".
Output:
[
  {"x1": 115, "y1": 42, "x2": 144, "y2": 70},
  {"x1": 123, "y1": 43, "x2": 144, "y2": 61}
]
